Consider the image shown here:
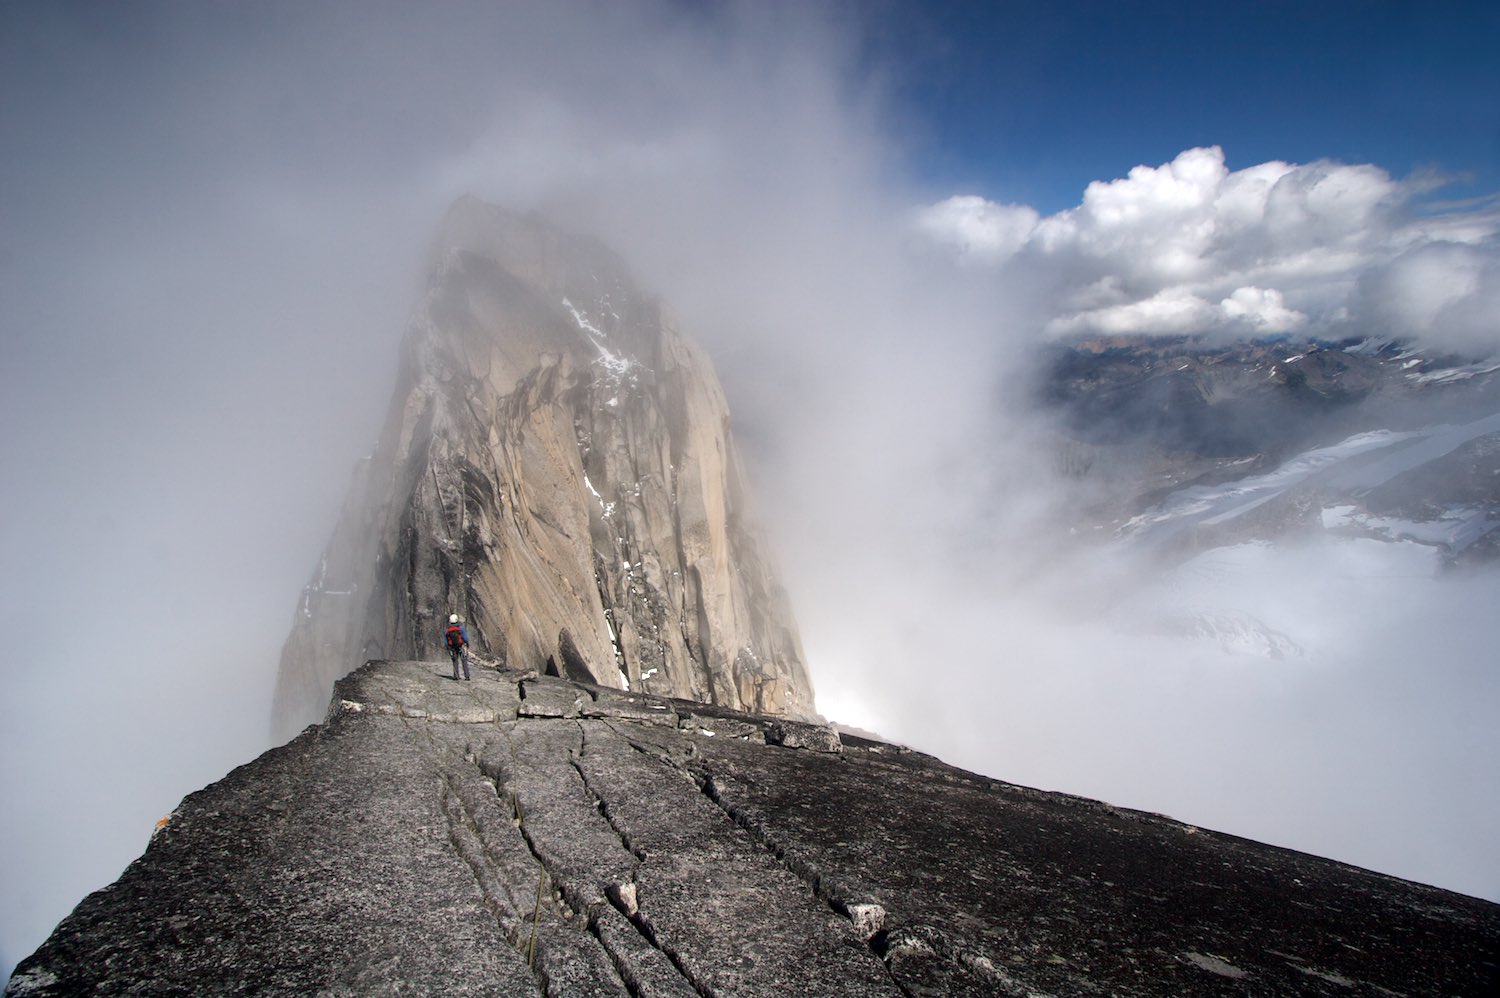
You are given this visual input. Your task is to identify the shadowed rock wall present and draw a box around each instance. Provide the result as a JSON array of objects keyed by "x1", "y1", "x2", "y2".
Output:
[
  {"x1": 272, "y1": 201, "x2": 812, "y2": 741},
  {"x1": 10, "y1": 661, "x2": 1498, "y2": 996}
]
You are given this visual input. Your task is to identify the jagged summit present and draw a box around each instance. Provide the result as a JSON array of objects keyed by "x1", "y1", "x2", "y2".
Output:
[
  {"x1": 425, "y1": 198, "x2": 658, "y2": 395},
  {"x1": 10, "y1": 661, "x2": 1497, "y2": 995},
  {"x1": 272, "y1": 200, "x2": 813, "y2": 742}
]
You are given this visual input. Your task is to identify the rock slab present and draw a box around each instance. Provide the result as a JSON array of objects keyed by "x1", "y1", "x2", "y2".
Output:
[{"x1": 10, "y1": 660, "x2": 1498, "y2": 996}]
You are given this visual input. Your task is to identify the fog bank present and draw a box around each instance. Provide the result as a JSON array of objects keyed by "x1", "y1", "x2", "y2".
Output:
[{"x1": 4, "y1": 0, "x2": 1497, "y2": 978}]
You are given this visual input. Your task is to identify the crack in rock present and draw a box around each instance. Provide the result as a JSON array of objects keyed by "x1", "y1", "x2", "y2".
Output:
[
  {"x1": 684, "y1": 755, "x2": 1017, "y2": 997},
  {"x1": 411, "y1": 723, "x2": 552, "y2": 994},
  {"x1": 443, "y1": 724, "x2": 639, "y2": 998},
  {"x1": 594, "y1": 726, "x2": 905, "y2": 995},
  {"x1": 573, "y1": 724, "x2": 649, "y2": 862},
  {"x1": 588, "y1": 904, "x2": 703, "y2": 998},
  {"x1": 476, "y1": 723, "x2": 704, "y2": 997},
  {"x1": 572, "y1": 721, "x2": 709, "y2": 997},
  {"x1": 602, "y1": 891, "x2": 718, "y2": 998}
]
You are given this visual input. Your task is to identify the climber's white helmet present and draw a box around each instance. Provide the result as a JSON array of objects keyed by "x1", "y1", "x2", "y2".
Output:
[{"x1": 449, "y1": 614, "x2": 460, "y2": 624}]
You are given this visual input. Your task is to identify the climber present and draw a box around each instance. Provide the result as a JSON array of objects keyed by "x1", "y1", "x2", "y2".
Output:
[{"x1": 445, "y1": 613, "x2": 471, "y2": 681}]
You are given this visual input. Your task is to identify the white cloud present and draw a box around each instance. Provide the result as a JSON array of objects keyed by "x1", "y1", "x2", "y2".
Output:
[
  {"x1": 923, "y1": 146, "x2": 1500, "y2": 354},
  {"x1": 1261, "y1": 158, "x2": 1400, "y2": 247},
  {"x1": 1218, "y1": 286, "x2": 1307, "y2": 332},
  {"x1": 1047, "y1": 284, "x2": 1306, "y2": 337},
  {"x1": 1353, "y1": 241, "x2": 1500, "y2": 355},
  {"x1": 1047, "y1": 286, "x2": 1217, "y2": 336},
  {"x1": 914, "y1": 195, "x2": 1038, "y2": 265}
]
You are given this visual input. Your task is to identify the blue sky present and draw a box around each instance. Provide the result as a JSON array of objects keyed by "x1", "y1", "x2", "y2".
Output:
[
  {"x1": 876, "y1": 0, "x2": 1499, "y2": 213},
  {"x1": 2, "y1": 0, "x2": 1498, "y2": 980}
]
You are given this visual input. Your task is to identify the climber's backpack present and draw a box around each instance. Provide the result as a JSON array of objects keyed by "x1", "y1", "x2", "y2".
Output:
[{"x1": 445, "y1": 625, "x2": 465, "y2": 650}]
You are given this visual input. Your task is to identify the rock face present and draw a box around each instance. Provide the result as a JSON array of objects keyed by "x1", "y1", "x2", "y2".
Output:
[
  {"x1": 272, "y1": 200, "x2": 813, "y2": 741},
  {"x1": 10, "y1": 661, "x2": 1498, "y2": 996}
]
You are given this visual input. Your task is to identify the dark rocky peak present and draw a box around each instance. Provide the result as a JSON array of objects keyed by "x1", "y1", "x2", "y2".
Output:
[
  {"x1": 11, "y1": 660, "x2": 1498, "y2": 995},
  {"x1": 272, "y1": 201, "x2": 813, "y2": 742}
]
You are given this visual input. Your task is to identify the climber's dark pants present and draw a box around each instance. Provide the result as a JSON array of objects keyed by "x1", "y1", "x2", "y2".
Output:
[{"x1": 450, "y1": 646, "x2": 470, "y2": 680}]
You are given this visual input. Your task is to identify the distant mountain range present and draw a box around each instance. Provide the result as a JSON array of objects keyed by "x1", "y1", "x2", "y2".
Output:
[
  {"x1": 1040, "y1": 334, "x2": 1500, "y2": 564},
  {"x1": 1030, "y1": 334, "x2": 1499, "y2": 659}
]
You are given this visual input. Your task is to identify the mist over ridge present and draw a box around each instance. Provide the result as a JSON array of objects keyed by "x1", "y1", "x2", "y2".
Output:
[{"x1": 4, "y1": 0, "x2": 1499, "y2": 979}]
